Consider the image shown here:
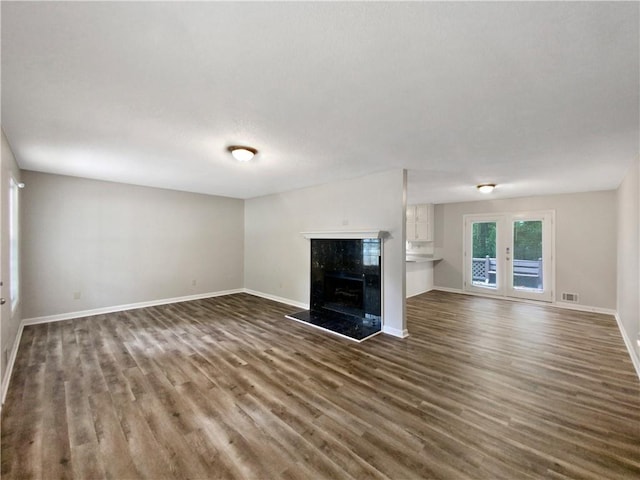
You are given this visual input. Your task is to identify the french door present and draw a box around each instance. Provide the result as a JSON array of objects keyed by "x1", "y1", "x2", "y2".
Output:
[{"x1": 464, "y1": 211, "x2": 554, "y2": 302}]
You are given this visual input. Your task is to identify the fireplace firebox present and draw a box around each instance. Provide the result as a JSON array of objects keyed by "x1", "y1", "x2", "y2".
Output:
[
  {"x1": 287, "y1": 237, "x2": 382, "y2": 341},
  {"x1": 323, "y1": 272, "x2": 364, "y2": 316}
]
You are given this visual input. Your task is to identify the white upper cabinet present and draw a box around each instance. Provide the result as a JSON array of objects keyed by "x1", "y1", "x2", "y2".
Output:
[
  {"x1": 406, "y1": 205, "x2": 416, "y2": 223},
  {"x1": 406, "y1": 203, "x2": 434, "y2": 241}
]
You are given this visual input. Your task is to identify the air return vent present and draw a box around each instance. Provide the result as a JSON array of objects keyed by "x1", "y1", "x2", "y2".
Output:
[{"x1": 561, "y1": 292, "x2": 579, "y2": 302}]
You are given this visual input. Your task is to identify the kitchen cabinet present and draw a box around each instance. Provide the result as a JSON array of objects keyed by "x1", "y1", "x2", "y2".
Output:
[{"x1": 406, "y1": 203, "x2": 434, "y2": 242}]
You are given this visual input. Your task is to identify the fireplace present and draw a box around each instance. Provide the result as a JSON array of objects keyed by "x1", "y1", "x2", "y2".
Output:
[
  {"x1": 287, "y1": 236, "x2": 382, "y2": 342},
  {"x1": 323, "y1": 272, "x2": 364, "y2": 316}
]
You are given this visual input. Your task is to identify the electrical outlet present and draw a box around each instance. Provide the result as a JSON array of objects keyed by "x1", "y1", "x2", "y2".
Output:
[{"x1": 73, "y1": 291, "x2": 81, "y2": 300}]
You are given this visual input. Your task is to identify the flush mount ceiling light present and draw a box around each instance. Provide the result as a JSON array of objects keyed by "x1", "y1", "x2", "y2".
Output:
[
  {"x1": 227, "y1": 145, "x2": 257, "y2": 162},
  {"x1": 477, "y1": 183, "x2": 496, "y2": 194}
]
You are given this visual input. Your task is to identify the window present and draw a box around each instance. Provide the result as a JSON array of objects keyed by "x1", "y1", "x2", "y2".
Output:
[
  {"x1": 362, "y1": 239, "x2": 381, "y2": 266},
  {"x1": 9, "y1": 178, "x2": 19, "y2": 311}
]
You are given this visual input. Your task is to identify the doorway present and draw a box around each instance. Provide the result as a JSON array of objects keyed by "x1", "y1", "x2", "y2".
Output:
[{"x1": 464, "y1": 211, "x2": 554, "y2": 302}]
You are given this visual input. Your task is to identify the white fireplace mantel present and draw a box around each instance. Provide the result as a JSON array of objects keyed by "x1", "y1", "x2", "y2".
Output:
[{"x1": 301, "y1": 230, "x2": 388, "y2": 240}]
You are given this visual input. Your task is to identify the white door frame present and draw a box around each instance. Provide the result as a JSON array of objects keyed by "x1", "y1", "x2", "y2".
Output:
[
  {"x1": 463, "y1": 211, "x2": 555, "y2": 303},
  {"x1": 506, "y1": 211, "x2": 555, "y2": 302},
  {"x1": 463, "y1": 215, "x2": 506, "y2": 296}
]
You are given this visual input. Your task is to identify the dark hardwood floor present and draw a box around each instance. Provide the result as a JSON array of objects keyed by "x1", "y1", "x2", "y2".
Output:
[{"x1": 2, "y1": 291, "x2": 639, "y2": 479}]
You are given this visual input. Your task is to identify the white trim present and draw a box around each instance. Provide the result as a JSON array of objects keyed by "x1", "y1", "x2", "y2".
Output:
[
  {"x1": 506, "y1": 211, "x2": 555, "y2": 302},
  {"x1": 463, "y1": 213, "x2": 506, "y2": 296},
  {"x1": 380, "y1": 239, "x2": 387, "y2": 336},
  {"x1": 243, "y1": 289, "x2": 309, "y2": 310},
  {"x1": 1, "y1": 322, "x2": 24, "y2": 406},
  {"x1": 21, "y1": 289, "x2": 244, "y2": 326},
  {"x1": 432, "y1": 286, "x2": 464, "y2": 294},
  {"x1": 432, "y1": 287, "x2": 637, "y2": 379},
  {"x1": 301, "y1": 230, "x2": 387, "y2": 239},
  {"x1": 433, "y1": 287, "x2": 616, "y2": 314},
  {"x1": 3, "y1": 288, "x2": 290, "y2": 406},
  {"x1": 407, "y1": 287, "x2": 434, "y2": 298},
  {"x1": 382, "y1": 325, "x2": 409, "y2": 338},
  {"x1": 8, "y1": 176, "x2": 21, "y2": 314},
  {"x1": 553, "y1": 302, "x2": 616, "y2": 316},
  {"x1": 284, "y1": 314, "x2": 381, "y2": 343},
  {"x1": 462, "y1": 210, "x2": 556, "y2": 302},
  {"x1": 614, "y1": 313, "x2": 640, "y2": 380}
]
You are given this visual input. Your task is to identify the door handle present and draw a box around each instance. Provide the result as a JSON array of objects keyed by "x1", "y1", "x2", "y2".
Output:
[{"x1": 0, "y1": 298, "x2": 6, "y2": 305}]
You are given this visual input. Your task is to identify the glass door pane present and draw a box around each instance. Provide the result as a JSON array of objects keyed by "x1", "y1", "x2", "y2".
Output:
[
  {"x1": 511, "y1": 220, "x2": 543, "y2": 292},
  {"x1": 507, "y1": 213, "x2": 553, "y2": 302},
  {"x1": 471, "y1": 221, "x2": 497, "y2": 289},
  {"x1": 465, "y1": 212, "x2": 553, "y2": 302}
]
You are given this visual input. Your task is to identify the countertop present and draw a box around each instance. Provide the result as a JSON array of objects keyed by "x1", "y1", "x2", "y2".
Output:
[{"x1": 406, "y1": 254, "x2": 442, "y2": 263}]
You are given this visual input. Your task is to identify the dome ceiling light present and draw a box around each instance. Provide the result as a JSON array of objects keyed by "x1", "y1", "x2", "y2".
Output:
[
  {"x1": 228, "y1": 145, "x2": 258, "y2": 162},
  {"x1": 477, "y1": 183, "x2": 496, "y2": 194}
]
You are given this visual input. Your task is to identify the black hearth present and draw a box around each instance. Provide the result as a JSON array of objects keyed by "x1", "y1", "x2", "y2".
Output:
[{"x1": 288, "y1": 238, "x2": 382, "y2": 341}]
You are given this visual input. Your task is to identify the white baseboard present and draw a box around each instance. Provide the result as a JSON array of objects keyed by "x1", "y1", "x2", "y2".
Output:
[
  {"x1": 21, "y1": 289, "x2": 244, "y2": 326},
  {"x1": 4, "y1": 288, "x2": 245, "y2": 406},
  {"x1": 433, "y1": 287, "x2": 617, "y2": 315},
  {"x1": 243, "y1": 289, "x2": 309, "y2": 310},
  {"x1": 432, "y1": 286, "x2": 464, "y2": 294},
  {"x1": 1, "y1": 322, "x2": 24, "y2": 406},
  {"x1": 382, "y1": 325, "x2": 409, "y2": 338},
  {"x1": 9, "y1": 287, "x2": 304, "y2": 405},
  {"x1": 406, "y1": 287, "x2": 434, "y2": 298},
  {"x1": 433, "y1": 287, "x2": 637, "y2": 379},
  {"x1": 553, "y1": 302, "x2": 616, "y2": 316},
  {"x1": 614, "y1": 313, "x2": 640, "y2": 380}
]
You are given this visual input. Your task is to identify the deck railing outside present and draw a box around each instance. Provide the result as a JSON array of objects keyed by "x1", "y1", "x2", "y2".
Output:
[{"x1": 472, "y1": 256, "x2": 543, "y2": 289}]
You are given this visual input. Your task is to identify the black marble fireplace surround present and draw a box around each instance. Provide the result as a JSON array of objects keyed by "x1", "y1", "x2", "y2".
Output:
[{"x1": 287, "y1": 238, "x2": 382, "y2": 341}]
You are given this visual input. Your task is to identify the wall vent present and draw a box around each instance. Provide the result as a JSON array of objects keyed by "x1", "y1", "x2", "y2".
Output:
[{"x1": 561, "y1": 292, "x2": 579, "y2": 302}]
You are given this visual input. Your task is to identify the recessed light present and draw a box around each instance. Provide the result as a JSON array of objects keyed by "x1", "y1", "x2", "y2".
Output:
[
  {"x1": 228, "y1": 145, "x2": 257, "y2": 162},
  {"x1": 477, "y1": 184, "x2": 496, "y2": 194}
]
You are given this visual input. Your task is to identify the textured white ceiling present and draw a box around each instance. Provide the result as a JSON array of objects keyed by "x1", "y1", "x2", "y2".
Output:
[{"x1": 2, "y1": 2, "x2": 638, "y2": 203}]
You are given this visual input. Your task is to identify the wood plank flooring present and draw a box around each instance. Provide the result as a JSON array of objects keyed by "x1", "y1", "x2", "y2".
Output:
[{"x1": 2, "y1": 291, "x2": 639, "y2": 479}]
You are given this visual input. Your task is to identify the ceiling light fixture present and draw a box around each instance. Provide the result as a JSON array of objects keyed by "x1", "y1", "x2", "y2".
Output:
[
  {"x1": 477, "y1": 183, "x2": 496, "y2": 194},
  {"x1": 228, "y1": 145, "x2": 257, "y2": 162}
]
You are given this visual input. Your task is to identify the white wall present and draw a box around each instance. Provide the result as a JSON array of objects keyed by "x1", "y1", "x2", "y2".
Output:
[
  {"x1": 406, "y1": 261, "x2": 433, "y2": 297},
  {"x1": 244, "y1": 169, "x2": 407, "y2": 337},
  {"x1": 21, "y1": 171, "x2": 245, "y2": 319},
  {"x1": 1, "y1": 130, "x2": 22, "y2": 386},
  {"x1": 433, "y1": 191, "x2": 618, "y2": 310},
  {"x1": 616, "y1": 159, "x2": 639, "y2": 369}
]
